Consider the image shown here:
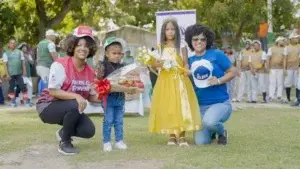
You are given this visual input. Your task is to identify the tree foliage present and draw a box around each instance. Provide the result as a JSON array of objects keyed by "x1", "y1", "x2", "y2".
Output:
[{"x1": 0, "y1": 0, "x2": 297, "y2": 47}]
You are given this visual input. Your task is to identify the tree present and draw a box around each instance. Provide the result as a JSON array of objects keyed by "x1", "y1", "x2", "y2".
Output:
[
  {"x1": 176, "y1": 0, "x2": 295, "y2": 48},
  {"x1": 35, "y1": 0, "x2": 75, "y2": 40},
  {"x1": 115, "y1": 0, "x2": 176, "y2": 29},
  {"x1": 0, "y1": 1, "x2": 18, "y2": 45}
]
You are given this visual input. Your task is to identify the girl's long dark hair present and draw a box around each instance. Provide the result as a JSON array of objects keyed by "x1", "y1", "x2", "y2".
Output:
[{"x1": 160, "y1": 18, "x2": 181, "y2": 54}]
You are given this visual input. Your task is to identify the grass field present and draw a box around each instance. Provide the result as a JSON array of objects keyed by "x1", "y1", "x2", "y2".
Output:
[{"x1": 1, "y1": 107, "x2": 300, "y2": 169}]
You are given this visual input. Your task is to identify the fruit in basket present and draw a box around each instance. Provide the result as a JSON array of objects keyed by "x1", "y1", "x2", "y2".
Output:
[{"x1": 135, "y1": 80, "x2": 144, "y2": 89}]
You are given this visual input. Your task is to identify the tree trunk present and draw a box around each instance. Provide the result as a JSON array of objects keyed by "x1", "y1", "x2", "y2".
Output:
[
  {"x1": 38, "y1": 21, "x2": 46, "y2": 40},
  {"x1": 35, "y1": 0, "x2": 72, "y2": 40},
  {"x1": 234, "y1": 19, "x2": 247, "y2": 48}
]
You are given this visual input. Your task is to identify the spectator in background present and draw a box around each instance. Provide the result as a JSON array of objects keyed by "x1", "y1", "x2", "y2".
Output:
[
  {"x1": 3, "y1": 37, "x2": 28, "y2": 107},
  {"x1": 122, "y1": 47, "x2": 134, "y2": 65},
  {"x1": 15, "y1": 43, "x2": 34, "y2": 106},
  {"x1": 148, "y1": 47, "x2": 158, "y2": 89},
  {"x1": 57, "y1": 40, "x2": 67, "y2": 57},
  {"x1": 257, "y1": 19, "x2": 269, "y2": 52},
  {"x1": 224, "y1": 45, "x2": 236, "y2": 101},
  {"x1": 0, "y1": 46, "x2": 5, "y2": 105},
  {"x1": 36, "y1": 29, "x2": 59, "y2": 93}
]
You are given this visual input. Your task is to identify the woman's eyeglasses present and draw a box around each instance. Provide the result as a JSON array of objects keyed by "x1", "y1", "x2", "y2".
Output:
[{"x1": 192, "y1": 37, "x2": 207, "y2": 42}]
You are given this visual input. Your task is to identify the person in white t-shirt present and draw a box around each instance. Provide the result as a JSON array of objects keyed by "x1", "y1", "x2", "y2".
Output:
[{"x1": 249, "y1": 40, "x2": 268, "y2": 103}]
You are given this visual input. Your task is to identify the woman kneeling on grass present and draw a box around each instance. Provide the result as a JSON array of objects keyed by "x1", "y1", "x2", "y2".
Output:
[
  {"x1": 36, "y1": 26, "x2": 99, "y2": 155},
  {"x1": 185, "y1": 24, "x2": 238, "y2": 145}
]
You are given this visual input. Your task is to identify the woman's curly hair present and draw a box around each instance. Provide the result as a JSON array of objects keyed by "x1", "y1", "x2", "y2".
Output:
[
  {"x1": 65, "y1": 35, "x2": 97, "y2": 58},
  {"x1": 185, "y1": 24, "x2": 215, "y2": 51}
]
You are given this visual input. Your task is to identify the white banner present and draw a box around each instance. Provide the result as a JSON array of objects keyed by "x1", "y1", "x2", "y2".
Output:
[{"x1": 156, "y1": 10, "x2": 197, "y2": 56}]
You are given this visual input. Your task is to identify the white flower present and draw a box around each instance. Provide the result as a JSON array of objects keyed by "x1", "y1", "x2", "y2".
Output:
[
  {"x1": 170, "y1": 60, "x2": 177, "y2": 67},
  {"x1": 145, "y1": 54, "x2": 151, "y2": 62},
  {"x1": 163, "y1": 60, "x2": 172, "y2": 70}
]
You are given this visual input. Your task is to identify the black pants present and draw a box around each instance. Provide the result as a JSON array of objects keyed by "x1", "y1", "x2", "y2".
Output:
[
  {"x1": 39, "y1": 100, "x2": 95, "y2": 142},
  {"x1": 9, "y1": 74, "x2": 27, "y2": 93}
]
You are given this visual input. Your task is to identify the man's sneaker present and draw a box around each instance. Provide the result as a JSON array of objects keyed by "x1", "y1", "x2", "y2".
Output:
[
  {"x1": 250, "y1": 101, "x2": 257, "y2": 104},
  {"x1": 115, "y1": 141, "x2": 127, "y2": 150},
  {"x1": 25, "y1": 100, "x2": 33, "y2": 107},
  {"x1": 277, "y1": 97, "x2": 281, "y2": 102},
  {"x1": 9, "y1": 101, "x2": 17, "y2": 107},
  {"x1": 58, "y1": 141, "x2": 79, "y2": 155},
  {"x1": 281, "y1": 98, "x2": 289, "y2": 104},
  {"x1": 217, "y1": 130, "x2": 228, "y2": 145},
  {"x1": 103, "y1": 142, "x2": 112, "y2": 152},
  {"x1": 56, "y1": 129, "x2": 73, "y2": 142},
  {"x1": 291, "y1": 101, "x2": 300, "y2": 107}
]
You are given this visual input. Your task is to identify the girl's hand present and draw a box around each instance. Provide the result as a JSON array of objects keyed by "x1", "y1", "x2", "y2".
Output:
[
  {"x1": 152, "y1": 60, "x2": 163, "y2": 68},
  {"x1": 184, "y1": 70, "x2": 192, "y2": 76}
]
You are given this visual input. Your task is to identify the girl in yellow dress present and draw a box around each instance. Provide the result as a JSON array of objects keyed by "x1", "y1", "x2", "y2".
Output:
[{"x1": 149, "y1": 18, "x2": 201, "y2": 146}]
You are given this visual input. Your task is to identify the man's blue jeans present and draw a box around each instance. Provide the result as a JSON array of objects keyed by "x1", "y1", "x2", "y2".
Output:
[
  {"x1": 102, "y1": 94, "x2": 125, "y2": 143},
  {"x1": 195, "y1": 100, "x2": 232, "y2": 145}
]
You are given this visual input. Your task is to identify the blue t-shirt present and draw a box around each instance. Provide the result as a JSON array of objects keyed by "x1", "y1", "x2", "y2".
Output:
[{"x1": 188, "y1": 49, "x2": 232, "y2": 105}]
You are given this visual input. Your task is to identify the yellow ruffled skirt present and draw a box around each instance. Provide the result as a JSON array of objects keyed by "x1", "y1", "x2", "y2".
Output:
[{"x1": 149, "y1": 70, "x2": 202, "y2": 135}]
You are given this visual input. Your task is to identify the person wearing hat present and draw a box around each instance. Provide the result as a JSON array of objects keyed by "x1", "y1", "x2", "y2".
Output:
[
  {"x1": 36, "y1": 26, "x2": 100, "y2": 155},
  {"x1": 14, "y1": 43, "x2": 34, "y2": 106},
  {"x1": 122, "y1": 47, "x2": 134, "y2": 65},
  {"x1": 57, "y1": 38, "x2": 68, "y2": 58},
  {"x1": 98, "y1": 36, "x2": 138, "y2": 152},
  {"x1": 292, "y1": 66, "x2": 300, "y2": 107},
  {"x1": 249, "y1": 40, "x2": 268, "y2": 103},
  {"x1": 36, "y1": 29, "x2": 59, "y2": 93},
  {"x1": 2, "y1": 37, "x2": 28, "y2": 106},
  {"x1": 224, "y1": 45, "x2": 236, "y2": 101},
  {"x1": 236, "y1": 39, "x2": 253, "y2": 102},
  {"x1": 267, "y1": 37, "x2": 286, "y2": 102},
  {"x1": 283, "y1": 33, "x2": 300, "y2": 103}
]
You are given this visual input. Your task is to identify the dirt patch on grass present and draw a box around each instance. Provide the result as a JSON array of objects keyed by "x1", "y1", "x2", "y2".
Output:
[{"x1": 0, "y1": 144, "x2": 165, "y2": 169}]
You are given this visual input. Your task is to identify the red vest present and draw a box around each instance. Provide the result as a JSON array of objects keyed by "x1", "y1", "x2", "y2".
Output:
[{"x1": 37, "y1": 57, "x2": 95, "y2": 103}]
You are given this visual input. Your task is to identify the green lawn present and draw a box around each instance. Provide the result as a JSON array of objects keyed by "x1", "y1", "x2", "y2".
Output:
[{"x1": 1, "y1": 107, "x2": 300, "y2": 169}]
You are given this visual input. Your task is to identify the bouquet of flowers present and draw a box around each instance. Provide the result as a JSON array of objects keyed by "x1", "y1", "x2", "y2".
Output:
[
  {"x1": 93, "y1": 62, "x2": 146, "y2": 105},
  {"x1": 136, "y1": 46, "x2": 160, "y2": 65},
  {"x1": 136, "y1": 46, "x2": 190, "y2": 74}
]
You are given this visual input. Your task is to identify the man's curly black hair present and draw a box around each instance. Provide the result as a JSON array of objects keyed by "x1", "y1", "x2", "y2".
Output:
[
  {"x1": 185, "y1": 24, "x2": 215, "y2": 51},
  {"x1": 65, "y1": 35, "x2": 97, "y2": 58}
]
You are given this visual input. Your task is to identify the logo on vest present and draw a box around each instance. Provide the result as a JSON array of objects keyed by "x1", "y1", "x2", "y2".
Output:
[
  {"x1": 191, "y1": 59, "x2": 213, "y2": 88},
  {"x1": 71, "y1": 80, "x2": 90, "y2": 92}
]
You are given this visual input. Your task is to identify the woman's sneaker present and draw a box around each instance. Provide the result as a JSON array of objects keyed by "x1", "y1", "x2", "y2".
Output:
[
  {"x1": 103, "y1": 142, "x2": 112, "y2": 152},
  {"x1": 217, "y1": 130, "x2": 228, "y2": 145},
  {"x1": 115, "y1": 141, "x2": 127, "y2": 150},
  {"x1": 58, "y1": 141, "x2": 79, "y2": 155}
]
